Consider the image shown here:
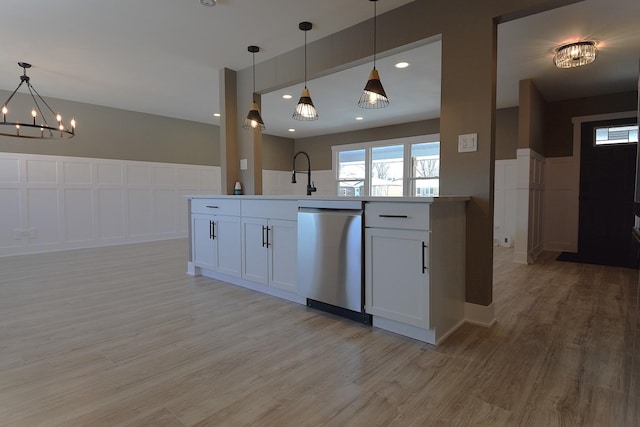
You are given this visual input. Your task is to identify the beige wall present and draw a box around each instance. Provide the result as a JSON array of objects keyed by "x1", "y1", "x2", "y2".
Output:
[
  {"x1": 495, "y1": 107, "x2": 519, "y2": 160},
  {"x1": 545, "y1": 90, "x2": 638, "y2": 157},
  {"x1": 519, "y1": 79, "x2": 546, "y2": 155},
  {"x1": 0, "y1": 90, "x2": 220, "y2": 166}
]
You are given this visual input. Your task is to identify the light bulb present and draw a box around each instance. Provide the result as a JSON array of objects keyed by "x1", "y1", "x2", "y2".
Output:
[
  {"x1": 56, "y1": 113, "x2": 62, "y2": 122},
  {"x1": 368, "y1": 91, "x2": 378, "y2": 105},
  {"x1": 16, "y1": 123, "x2": 20, "y2": 129},
  {"x1": 70, "y1": 118, "x2": 76, "y2": 128},
  {"x1": 2, "y1": 106, "x2": 7, "y2": 115},
  {"x1": 251, "y1": 120, "x2": 258, "y2": 128},
  {"x1": 31, "y1": 109, "x2": 37, "y2": 118},
  {"x1": 59, "y1": 124, "x2": 64, "y2": 131}
]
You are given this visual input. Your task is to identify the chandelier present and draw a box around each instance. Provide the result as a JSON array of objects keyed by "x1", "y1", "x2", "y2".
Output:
[
  {"x1": 553, "y1": 41, "x2": 598, "y2": 69},
  {"x1": 1, "y1": 62, "x2": 76, "y2": 139}
]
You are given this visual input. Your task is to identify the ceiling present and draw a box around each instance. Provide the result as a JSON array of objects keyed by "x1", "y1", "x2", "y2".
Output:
[{"x1": 1, "y1": 0, "x2": 638, "y2": 139}]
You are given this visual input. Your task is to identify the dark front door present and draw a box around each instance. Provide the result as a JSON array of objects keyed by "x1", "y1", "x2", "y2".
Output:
[{"x1": 578, "y1": 117, "x2": 638, "y2": 268}]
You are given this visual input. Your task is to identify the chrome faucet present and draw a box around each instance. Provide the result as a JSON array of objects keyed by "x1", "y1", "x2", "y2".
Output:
[{"x1": 292, "y1": 151, "x2": 317, "y2": 196}]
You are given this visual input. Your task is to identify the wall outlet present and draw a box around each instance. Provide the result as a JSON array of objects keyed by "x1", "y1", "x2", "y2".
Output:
[
  {"x1": 240, "y1": 159, "x2": 248, "y2": 170},
  {"x1": 458, "y1": 133, "x2": 478, "y2": 152}
]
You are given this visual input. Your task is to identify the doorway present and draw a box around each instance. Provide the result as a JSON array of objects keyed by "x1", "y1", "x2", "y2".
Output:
[{"x1": 577, "y1": 117, "x2": 638, "y2": 268}]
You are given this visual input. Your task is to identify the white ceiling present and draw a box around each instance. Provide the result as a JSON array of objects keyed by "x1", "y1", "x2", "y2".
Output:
[{"x1": 1, "y1": 0, "x2": 638, "y2": 139}]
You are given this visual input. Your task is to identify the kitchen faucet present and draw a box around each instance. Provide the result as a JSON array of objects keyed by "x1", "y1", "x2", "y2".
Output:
[{"x1": 292, "y1": 151, "x2": 317, "y2": 196}]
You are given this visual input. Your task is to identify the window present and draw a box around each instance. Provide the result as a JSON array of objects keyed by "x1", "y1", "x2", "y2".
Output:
[
  {"x1": 594, "y1": 125, "x2": 638, "y2": 145},
  {"x1": 333, "y1": 135, "x2": 440, "y2": 197}
]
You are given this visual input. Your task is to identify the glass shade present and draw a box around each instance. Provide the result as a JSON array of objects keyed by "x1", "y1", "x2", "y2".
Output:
[{"x1": 554, "y1": 41, "x2": 597, "y2": 69}]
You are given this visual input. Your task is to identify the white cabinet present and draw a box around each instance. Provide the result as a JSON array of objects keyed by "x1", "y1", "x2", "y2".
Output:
[
  {"x1": 190, "y1": 199, "x2": 241, "y2": 277},
  {"x1": 241, "y1": 218, "x2": 297, "y2": 293},
  {"x1": 364, "y1": 200, "x2": 466, "y2": 344},
  {"x1": 365, "y1": 228, "x2": 430, "y2": 328}
]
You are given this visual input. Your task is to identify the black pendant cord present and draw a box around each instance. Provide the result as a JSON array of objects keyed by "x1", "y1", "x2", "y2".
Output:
[
  {"x1": 373, "y1": 0, "x2": 377, "y2": 70},
  {"x1": 252, "y1": 51, "x2": 256, "y2": 104},
  {"x1": 304, "y1": 28, "x2": 308, "y2": 89}
]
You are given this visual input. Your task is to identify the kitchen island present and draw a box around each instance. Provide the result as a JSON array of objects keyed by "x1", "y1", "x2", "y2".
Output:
[{"x1": 186, "y1": 195, "x2": 469, "y2": 345}]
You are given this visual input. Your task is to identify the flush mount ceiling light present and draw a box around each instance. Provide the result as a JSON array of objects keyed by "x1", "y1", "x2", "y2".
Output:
[
  {"x1": 1, "y1": 62, "x2": 75, "y2": 139},
  {"x1": 553, "y1": 41, "x2": 598, "y2": 69},
  {"x1": 200, "y1": 0, "x2": 216, "y2": 6},
  {"x1": 242, "y1": 45, "x2": 265, "y2": 131},
  {"x1": 358, "y1": 0, "x2": 389, "y2": 109},
  {"x1": 293, "y1": 21, "x2": 318, "y2": 121}
]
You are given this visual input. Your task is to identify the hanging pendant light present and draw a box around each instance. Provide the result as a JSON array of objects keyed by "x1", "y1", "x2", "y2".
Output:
[
  {"x1": 1, "y1": 62, "x2": 76, "y2": 139},
  {"x1": 293, "y1": 21, "x2": 318, "y2": 121},
  {"x1": 358, "y1": 0, "x2": 389, "y2": 109},
  {"x1": 242, "y1": 45, "x2": 265, "y2": 130}
]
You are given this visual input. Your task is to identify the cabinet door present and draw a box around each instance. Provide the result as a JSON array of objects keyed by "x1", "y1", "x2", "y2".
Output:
[
  {"x1": 241, "y1": 217, "x2": 268, "y2": 285},
  {"x1": 365, "y1": 228, "x2": 430, "y2": 328},
  {"x1": 214, "y1": 215, "x2": 242, "y2": 277},
  {"x1": 192, "y1": 214, "x2": 216, "y2": 270},
  {"x1": 268, "y1": 219, "x2": 297, "y2": 293}
]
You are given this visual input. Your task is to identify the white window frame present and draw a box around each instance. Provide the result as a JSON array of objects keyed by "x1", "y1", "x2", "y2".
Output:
[{"x1": 332, "y1": 133, "x2": 440, "y2": 197}]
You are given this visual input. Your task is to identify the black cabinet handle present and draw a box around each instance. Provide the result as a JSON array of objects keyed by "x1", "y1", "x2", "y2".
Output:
[
  {"x1": 211, "y1": 221, "x2": 216, "y2": 240},
  {"x1": 379, "y1": 214, "x2": 409, "y2": 218},
  {"x1": 261, "y1": 225, "x2": 266, "y2": 247},
  {"x1": 209, "y1": 220, "x2": 214, "y2": 239},
  {"x1": 266, "y1": 226, "x2": 271, "y2": 248},
  {"x1": 205, "y1": 205, "x2": 219, "y2": 209},
  {"x1": 422, "y1": 241, "x2": 427, "y2": 274}
]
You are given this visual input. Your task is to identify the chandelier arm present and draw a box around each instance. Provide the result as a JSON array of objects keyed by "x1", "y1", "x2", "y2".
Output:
[
  {"x1": 27, "y1": 84, "x2": 51, "y2": 127},
  {"x1": 28, "y1": 83, "x2": 59, "y2": 120},
  {"x1": 2, "y1": 80, "x2": 26, "y2": 107}
]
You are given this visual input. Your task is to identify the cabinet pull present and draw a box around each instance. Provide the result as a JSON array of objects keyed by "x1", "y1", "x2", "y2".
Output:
[
  {"x1": 422, "y1": 241, "x2": 427, "y2": 274},
  {"x1": 379, "y1": 214, "x2": 409, "y2": 218},
  {"x1": 266, "y1": 226, "x2": 271, "y2": 248},
  {"x1": 211, "y1": 221, "x2": 216, "y2": 240},
  {"x1": 205, "y1": 205, "x2": 219, "y2": 209},
  {"x1": 261, "y1": 225, "x2": 266, "y2": 247},
  {"x1": 209, "y1": 220, "x2": 214, "y2": 239}
]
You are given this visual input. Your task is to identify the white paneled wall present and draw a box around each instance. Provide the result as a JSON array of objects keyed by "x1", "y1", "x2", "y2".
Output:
[
  {"x1": 0, "y1": 153, "x2": 220, "y2": 256},
  {"x1": 494, "y1": 159, "x2": 517, "y2": 247},
  {"x1": 514, "y1": 148, "x2": 545, "y2": 264},
  {"x1": 263, "y1": 170, "x2": 336, "y2": 196}
]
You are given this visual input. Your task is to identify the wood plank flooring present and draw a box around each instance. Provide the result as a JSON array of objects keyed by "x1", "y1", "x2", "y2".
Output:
[{"x1": 0, "y1": 240, "x2": 638, "y2": 426}]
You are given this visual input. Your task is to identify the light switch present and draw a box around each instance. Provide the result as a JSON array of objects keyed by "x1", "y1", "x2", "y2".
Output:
[
  {"x1": 458, "y1": 133, "x2": 478, "y2": 152},
  {"x1": 240, "y1": 159, "x2": 248, "y2": 170}
]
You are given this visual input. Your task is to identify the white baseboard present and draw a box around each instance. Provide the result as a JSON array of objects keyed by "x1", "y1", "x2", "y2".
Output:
[{"x1": 465, "y1": 302, "x2": 496, "y2": 327}]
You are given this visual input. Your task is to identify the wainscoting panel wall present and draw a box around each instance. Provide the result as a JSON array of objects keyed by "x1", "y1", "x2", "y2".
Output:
[
  {"x1": 514, "y1": 148, "x2": 545, "y2": 264},
  {"x1": 0, "y1": 153, "x2": 220, "y2": 257},
  {"x1": 494, "y1": 159, "x2": 517, "y2": 247}
]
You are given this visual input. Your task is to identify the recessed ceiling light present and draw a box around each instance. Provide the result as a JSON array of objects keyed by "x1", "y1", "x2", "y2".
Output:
[
  {"x1": 282, "y1": 94, "x2": 293, "y2": 100},
  {"x1": 288, "y1": 128, "x2": 296, "y2": 132},
  {"x1": 355, "y1": 116, "x2": 364, "y2": 121},
  {"x1": 200, "y1": 0, "x2": 216, "y2": 6},
  {"x1": 395, "y1": 62, "x2": 410, "y2": 69},
  {"x1": 213, "y1": 113, "x2": 221, "y2": 117}
]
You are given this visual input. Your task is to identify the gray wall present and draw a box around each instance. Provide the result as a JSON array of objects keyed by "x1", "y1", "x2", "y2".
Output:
[
  {"x1": 495, "y1": 107, "x2": 519, "y2": 160},
  {"x1": 0, "y1": 89, "x2": 220, "y2": 166},
  {"x1": 263, "y1": 133, "x2": 295, "y2": 171},
  {"x1": 519, "y1": 79, "x2": 546, "y2": 155},
  {"x1": 545, "y1": 90, "x2": 638, "y2": 157}
]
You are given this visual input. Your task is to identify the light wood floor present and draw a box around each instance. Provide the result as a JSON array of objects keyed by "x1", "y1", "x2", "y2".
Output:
[{"x1": 0, "y1": 240, "x2": 638, "y2": 426}]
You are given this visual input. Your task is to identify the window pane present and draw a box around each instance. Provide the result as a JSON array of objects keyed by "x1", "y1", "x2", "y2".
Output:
[
  {"x1": 338, "y1": 181, "x2": 364, "y2": 197},
  {"x1": 411, "y1": 178, "x2": 439, "y2": 197},
  {"x1": 411, "y1": 142, "x2": 440, "y2": 178},
  {"x1": 371, "y1": 145, "x2": 403, "y2": 197},
  {"x1": 595, "y1": 125, "x2": 639, "y2": 145},
  {"x1": 338, "y1": 149, "x2": 365, "y2": 180}
]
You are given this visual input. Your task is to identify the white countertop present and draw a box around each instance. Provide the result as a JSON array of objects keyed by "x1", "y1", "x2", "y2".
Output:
[{"x1": 185, "y1": 194, "x2": 470, "y2": 203}]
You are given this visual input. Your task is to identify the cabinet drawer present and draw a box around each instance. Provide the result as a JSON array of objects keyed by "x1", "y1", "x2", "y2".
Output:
[
  {"x1": 191, "y1": 198, "x2": 241, "y2": 216},
  {"x1": 241, "y1": 200, "x2": 298, "y2": 221},
  {"x1": 365, "y1": 202, "x2": 430, "y2": 230}
]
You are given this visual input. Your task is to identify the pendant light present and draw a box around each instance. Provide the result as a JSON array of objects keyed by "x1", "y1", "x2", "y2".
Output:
[
  {"x1": 553, "y1": 41, "x2": 598, "y2": 69},
  {"x1": 358, "y1": 0, "x2": 389, "y2": 109},
  {"x1": 292, "y1": 21, "x2": 318, "y2": 121},
  {"x1": 242, "y1": 45, "x2": 265, "y2": 130}
]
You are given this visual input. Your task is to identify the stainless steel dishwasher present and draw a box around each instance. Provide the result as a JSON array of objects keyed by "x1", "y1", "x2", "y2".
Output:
[{"x1": 297, "y1": 200, "x2": 371, "y2": 324}]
